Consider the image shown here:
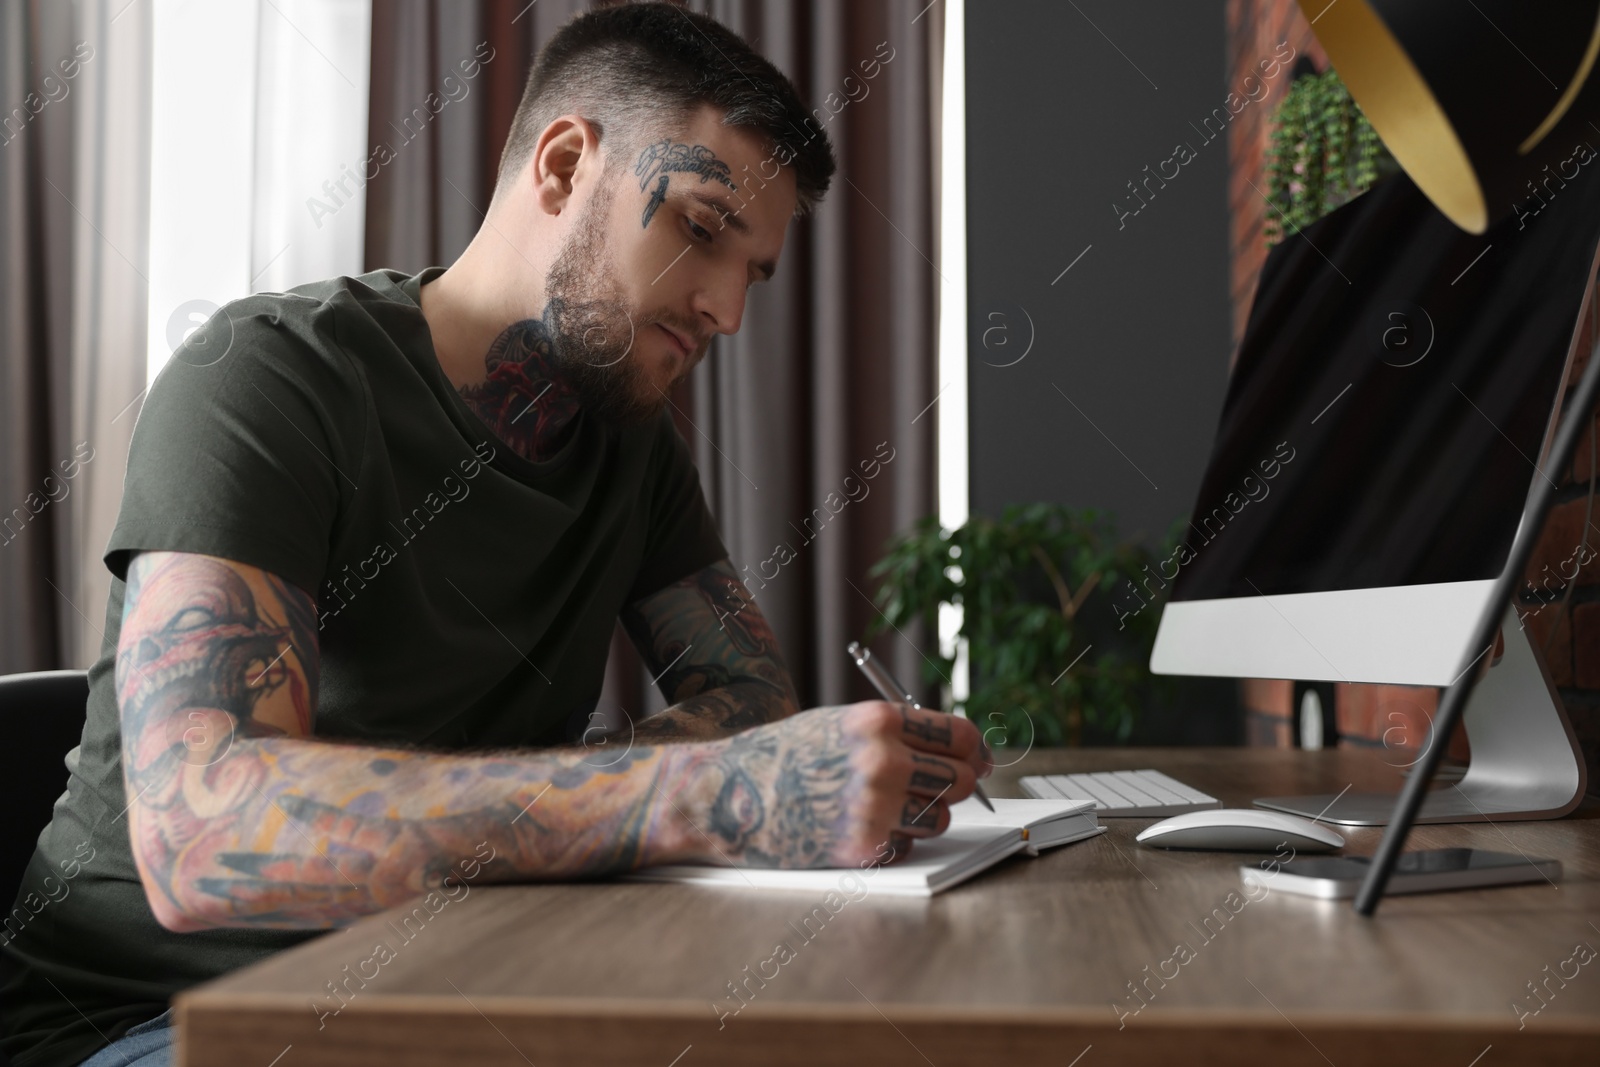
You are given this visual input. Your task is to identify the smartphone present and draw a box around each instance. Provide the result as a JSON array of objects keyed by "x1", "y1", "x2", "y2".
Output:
[{"x1": 1240, "y1": 848, "x2": 1562, "y2": 899}]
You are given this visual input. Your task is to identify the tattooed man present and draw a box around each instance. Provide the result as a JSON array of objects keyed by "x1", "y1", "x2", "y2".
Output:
[{"x1": 0, "y1": 6, "x2": 984, "y2": 1067}]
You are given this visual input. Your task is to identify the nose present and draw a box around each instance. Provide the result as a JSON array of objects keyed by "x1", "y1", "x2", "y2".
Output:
[{"x1": 688, "y1": 269, "x2": 749, "y2": 339}]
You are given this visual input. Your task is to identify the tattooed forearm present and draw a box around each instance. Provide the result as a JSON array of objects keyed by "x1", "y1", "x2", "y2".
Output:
[
  {"x1": 620, "y1": 559, "x2": 802, "y2": 740},
  {"x1": 116, "y1": 551, "x2": 705, "y2": 932},
  {"x1": 630, "y1": 680, "x2": 795, "y2": 742},
  {"x1": 141, "y1": 736, "x2": 682, "y2": 930},
  {"x1": 115, "y1": 553, "x2": 989, "y2": 927}
]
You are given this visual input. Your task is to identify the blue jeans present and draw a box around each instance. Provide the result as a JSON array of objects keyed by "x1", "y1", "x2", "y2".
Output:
[{"x1": 76, "y1": 1007, "x2": 174, "y2": 1067}]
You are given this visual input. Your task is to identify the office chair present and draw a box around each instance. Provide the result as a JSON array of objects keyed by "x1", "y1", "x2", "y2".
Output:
[{"x1": 0, "y1": 670, "x2": 89, "y2": 914}]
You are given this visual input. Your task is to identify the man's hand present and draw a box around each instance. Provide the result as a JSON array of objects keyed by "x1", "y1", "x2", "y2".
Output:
[{"x1": 656, "y1": 700, "x2": 993, "y2": 868}]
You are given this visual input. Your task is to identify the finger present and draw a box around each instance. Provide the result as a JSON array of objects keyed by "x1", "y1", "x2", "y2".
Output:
[
  {"x1": 882, "y1": 831, "x2": 914, "y2": 863},
  {"x1": 896, "y1": 795, "x2": 950, "y2": 837},
  {"x1": 963, "y1": 740, "x2": 993, "y2": 780},
  {"x1": 892, "y1": 703, "x2": 983, "y2": 759},
  {"x1": 906, "y1": 751, "x2": 977, "y2": 802}
]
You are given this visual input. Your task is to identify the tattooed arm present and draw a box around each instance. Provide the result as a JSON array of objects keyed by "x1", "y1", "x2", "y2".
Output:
[
  {"x1": 118, "y1": 551, "x2": 987, "y2": 931},
  {"x1": 116, "y1": 550, "x2": 718, "y2": 932},
  {"x1": 619, "y1": 558, "x2": 801, "y2": 741}
]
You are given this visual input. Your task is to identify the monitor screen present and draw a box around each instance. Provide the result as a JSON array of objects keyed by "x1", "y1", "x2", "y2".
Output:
[{"x1": 1168, "y1": 164, "x2": 1600, "y2": 603}]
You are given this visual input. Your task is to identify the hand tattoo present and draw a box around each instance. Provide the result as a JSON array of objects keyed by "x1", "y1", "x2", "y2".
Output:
[
  {"x1": 909, "y1": 753, "x2": 956, "y2": 792},
  {"x1": 899, "y1": 707, "x2": 953, "y2": 747}
]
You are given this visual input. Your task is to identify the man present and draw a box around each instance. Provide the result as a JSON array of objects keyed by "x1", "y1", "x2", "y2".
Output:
[{"x1": 0, "y1": 4, "x2": 989, "y2": 1066}]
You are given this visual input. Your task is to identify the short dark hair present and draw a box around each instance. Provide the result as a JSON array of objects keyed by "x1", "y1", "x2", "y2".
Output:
[{"x1": 493, "y1": 1, "x2": 836, "y2": 218}]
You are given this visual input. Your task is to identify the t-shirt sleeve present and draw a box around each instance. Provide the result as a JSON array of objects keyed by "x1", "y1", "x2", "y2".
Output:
[
  {"x1": 103, "y1": 299, "x2": 362, "y2": 597},
  {"x1": 626, "y1": 410, "x2": 730, "y2": 603}
]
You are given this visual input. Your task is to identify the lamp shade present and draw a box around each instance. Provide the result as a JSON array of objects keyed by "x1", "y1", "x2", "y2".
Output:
[{"x1": 1300, "y1": 0, "x2": 1600, "y2": 233}]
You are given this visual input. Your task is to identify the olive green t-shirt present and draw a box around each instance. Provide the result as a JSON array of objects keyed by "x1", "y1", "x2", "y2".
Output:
[{"x1": 0, "y1": 266, "x2": 727, "y2": 1067}]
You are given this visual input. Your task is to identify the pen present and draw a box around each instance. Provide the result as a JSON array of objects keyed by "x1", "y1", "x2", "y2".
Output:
[{"x1": 846, "y1": 640, "x2": 995, "y2": 811}]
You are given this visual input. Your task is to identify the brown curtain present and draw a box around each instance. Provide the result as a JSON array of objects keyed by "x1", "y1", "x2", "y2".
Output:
[
  {"x1": 364, "y1": 0, "x2": 943, "y2": 719},
  {"x1": 1, "y1": 0, "x2": 152, "y2": 675}
]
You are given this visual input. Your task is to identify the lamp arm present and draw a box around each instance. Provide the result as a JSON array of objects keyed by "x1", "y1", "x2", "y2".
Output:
[{"x1": 1354, "y1": 331, "x2": 1600, "y2": 915}]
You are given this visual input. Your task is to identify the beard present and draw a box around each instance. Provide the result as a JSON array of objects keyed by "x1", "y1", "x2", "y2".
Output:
[{"x1": 543, "y1": 169, "x2": 691, "y2": 428}]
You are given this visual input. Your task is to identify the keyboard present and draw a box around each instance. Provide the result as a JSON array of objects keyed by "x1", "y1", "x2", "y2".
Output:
[{"x1": 1019, "y1": 768, "x2": 1222, "y2": 817}]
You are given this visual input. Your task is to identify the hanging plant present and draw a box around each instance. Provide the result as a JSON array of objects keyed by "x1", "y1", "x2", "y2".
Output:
[{"x1": 1264, "y1": 68, "x2": 1393, "y2": 245}]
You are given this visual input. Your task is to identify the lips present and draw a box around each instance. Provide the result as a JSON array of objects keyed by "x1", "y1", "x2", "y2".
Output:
[{"x1": 657, "y1": 323, "x2": 693, "y2": 359}]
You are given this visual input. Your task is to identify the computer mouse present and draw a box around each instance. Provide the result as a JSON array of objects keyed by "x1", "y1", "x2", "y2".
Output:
[{"x1": 1135, "y1": 808, "x2": 1345, "y2": 852}]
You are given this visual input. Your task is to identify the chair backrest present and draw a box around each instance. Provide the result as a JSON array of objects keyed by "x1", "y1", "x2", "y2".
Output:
[{"x1": 0, "y1": 670, "x2": 90, "y2": 913}]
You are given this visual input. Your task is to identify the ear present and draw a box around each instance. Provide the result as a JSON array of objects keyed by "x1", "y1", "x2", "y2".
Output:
[{"x1": 530, "y1": 114, "x2": 602, "y2": 217}]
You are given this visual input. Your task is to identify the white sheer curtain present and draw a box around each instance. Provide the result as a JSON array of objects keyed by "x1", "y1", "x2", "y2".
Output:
[
  {"x1": 67, "y1": 0, "x2": 153, "y2": 670},
  {"x1": 0, "y1": 0, "x2": 372, "y2": 672},
  {"x1": 0, "y1": 0, "x2": 152, "y2": 673},
  {"x1": 147, "y1": 0, "x2": 372, "y2": 385}
]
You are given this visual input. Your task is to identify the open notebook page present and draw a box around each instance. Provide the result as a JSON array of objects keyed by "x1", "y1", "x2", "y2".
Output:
[
  {"x1": 624, "y1": 823, "x2": 1027, "y2": 897},
  {"x1": 949, "y1": 796, "x2": 1103, "y2": 852}
]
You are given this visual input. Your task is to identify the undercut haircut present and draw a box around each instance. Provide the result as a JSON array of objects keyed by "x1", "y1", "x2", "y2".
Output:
[{"x1": 492, "y1": 1, "x2": 836, "y2": 218}]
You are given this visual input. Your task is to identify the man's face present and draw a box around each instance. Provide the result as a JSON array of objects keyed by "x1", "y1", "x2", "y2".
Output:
[{"x1": 542, "y1": 106, "x2": 797, "y2": 426}]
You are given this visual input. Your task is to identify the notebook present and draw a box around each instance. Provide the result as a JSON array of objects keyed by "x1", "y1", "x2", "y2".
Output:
[
  {"x1": 948, "y1": 796, "x2": 1103, "y2": 855},
  {"x1": 625, "y1": 796, "x2": 1104, "y2": 896}
]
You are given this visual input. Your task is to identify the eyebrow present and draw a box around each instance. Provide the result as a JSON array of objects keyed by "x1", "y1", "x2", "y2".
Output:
[{"x1": 681, "y1": 190, "x2": 777, "y2": 282}]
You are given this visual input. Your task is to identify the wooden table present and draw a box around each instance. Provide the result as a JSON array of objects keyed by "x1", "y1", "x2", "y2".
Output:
[{"x1": 176, "y1": 748, "x2": 1600, "y2": 1066}]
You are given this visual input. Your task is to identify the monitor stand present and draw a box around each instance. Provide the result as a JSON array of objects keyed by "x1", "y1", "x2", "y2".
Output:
[{"x1": 1253, "y1": 607, "x2": 1589, "y2": 826}]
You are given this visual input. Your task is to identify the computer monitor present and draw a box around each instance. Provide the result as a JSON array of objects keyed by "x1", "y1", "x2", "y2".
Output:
[{"x1": 1148, "y1": 165, "x2": 1600, "y2": 824}]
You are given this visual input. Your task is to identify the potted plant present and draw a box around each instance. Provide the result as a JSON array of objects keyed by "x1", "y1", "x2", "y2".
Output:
[{"x1": 865, "y1": 503, "x2": 1172, "y2": 748}]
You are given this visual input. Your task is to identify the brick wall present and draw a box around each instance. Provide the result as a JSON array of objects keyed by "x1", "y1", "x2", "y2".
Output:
[
  {"x1": 1238, "y1": 678, "x2": 1293, "y2": 746},
  {"x1": 1224, "y1": 0, "x2": 1326, "y2": 351},
  {"x1": 1224, "y1": 1, "x2": 1600, "y2": 791},
  {"x1": 1521, "y1": 305, "x2": 1600, "y2": 789}
]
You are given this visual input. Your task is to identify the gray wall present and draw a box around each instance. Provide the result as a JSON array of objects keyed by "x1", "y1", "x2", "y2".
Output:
[
  {"x1": 966, "y1": 0, "x2": 1232, "y2": 546},
  {"x1": 964, "y1": 0, "x2": 1238, "y2": 744}
]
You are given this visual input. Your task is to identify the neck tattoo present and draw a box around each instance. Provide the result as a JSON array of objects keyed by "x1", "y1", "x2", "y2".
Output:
[{"x1": 457, "y1": 312, "x2": 582, "y2": 463}]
